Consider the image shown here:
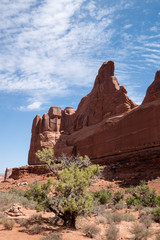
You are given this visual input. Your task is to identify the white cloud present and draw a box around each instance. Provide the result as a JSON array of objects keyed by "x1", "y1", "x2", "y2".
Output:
[
  {"x1": 123, "y1": 24, "x2": 132, "y2": 29},
  {"x1": 0, "y1": 0, "x2": 159, "y2": 110},
  {"x1": 20, "y1": 101, "x2": 42, "y2": 111},
  {"x1": 0, "y1": 0, "x2": 115, "y2": 95}
]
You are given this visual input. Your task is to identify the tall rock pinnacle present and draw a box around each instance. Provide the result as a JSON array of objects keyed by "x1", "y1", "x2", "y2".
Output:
[{"x1": 143, "y1": 71, "x2": 160, "y2": 104}]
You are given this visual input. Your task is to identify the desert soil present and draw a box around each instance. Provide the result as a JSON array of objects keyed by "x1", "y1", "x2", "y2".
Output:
[{"x1": 0, "y1": 171, "x2": 160, "y2": 240}]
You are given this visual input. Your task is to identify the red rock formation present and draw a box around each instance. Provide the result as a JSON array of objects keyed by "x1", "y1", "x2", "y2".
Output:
[
  {"x1": 66, "y1": 99, "x2": 160, "y2": 159},
  {"x1": 73, "y1": 61, "x2": 137, "y2": 130},
  {"x1": 143, "y1": 71, "x2": 160, "y2": 104},
  {"x1": 28, "y1": 106, "x2": 75, "y2": 164},
  {"x1": 28, "y1": 60, "x2": 160, "y2": 176},
  {"x1": 28, "y1": 61, "x2": 137, "y2": 164}
]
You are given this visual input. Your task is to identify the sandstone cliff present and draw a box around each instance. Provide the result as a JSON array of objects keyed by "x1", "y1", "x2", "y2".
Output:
[
  {"x1": 28, "y1": 61, "x2": 137, "y2": 164},
  {"x1": 28, "y1": 61, "x2": 160, "y2": 171}
]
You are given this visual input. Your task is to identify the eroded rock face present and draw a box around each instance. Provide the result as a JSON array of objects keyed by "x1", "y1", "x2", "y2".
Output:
[
  {"x1": 28, "y1": 61, "x2": 160, "y2": 168},
  {"x1": 28, "y1": 106, "x2": 75, "y2": 164},
  {"x1": 143, "y1": 71, "x2": 160, "y2": 104},
  {"x1": 28, "y1": 61, "x2": 137, "y2": 164},
  {"x1": 73, "y1": 61, "x2": 137, "y2": 130}
]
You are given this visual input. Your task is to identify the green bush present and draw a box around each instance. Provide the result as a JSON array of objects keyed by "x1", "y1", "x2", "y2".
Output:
[
  {"x1": 152, "y1": 207, "x2": 160, "y2": 222},
  {"x1": 113, "y1": 191, "x2": 124, "y2": 205},
  {"x1": 126, "y1": 182, "x2": 159, "y2": 208},
  {"x1": 25, "y1": 148, "x2": 100, "y2": 228},
  {"x1": 93, "y1": 189, "x2": 112, "y2": 204}
]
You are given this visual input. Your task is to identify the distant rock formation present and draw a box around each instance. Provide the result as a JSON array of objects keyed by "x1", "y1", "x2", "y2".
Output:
[{"x1": 28, "y1": 61, "x2": 160, "y2": 172}]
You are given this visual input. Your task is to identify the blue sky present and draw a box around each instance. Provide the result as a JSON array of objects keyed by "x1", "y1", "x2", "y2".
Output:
[{"x1": 0, "y1": 0, "x2": 160, "y2": 173}]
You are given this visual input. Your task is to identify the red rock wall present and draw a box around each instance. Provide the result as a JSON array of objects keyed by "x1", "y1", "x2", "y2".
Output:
[
  {"x1": 66, "y1": 100, "x2": 160, "y2": 159},
  {"x1": 28, "y1": 106, "x2": 75, "y2": 164},
  {"x1": 28, "y1": 61, "x2": 160, "y2": 169}
]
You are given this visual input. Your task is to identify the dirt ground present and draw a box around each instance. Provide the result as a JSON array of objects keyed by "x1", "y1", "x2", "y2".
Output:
[{"x1": 0, "y1": 171, "x2": 160, "y2": 240}]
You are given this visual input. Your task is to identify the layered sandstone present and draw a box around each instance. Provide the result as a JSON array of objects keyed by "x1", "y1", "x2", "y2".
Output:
[
  {"x1": 28, "y1": 61, "x2": 160, "y2": 172},
  {"x1": 73, "y1": 61, "x2": 137, "y2": 130},
  {"x1": 28, "y1": 106, "x2": 75, "y2": 164},
  {"x1": 28, "y1": 61, "x2": 137, "y2": 164}
]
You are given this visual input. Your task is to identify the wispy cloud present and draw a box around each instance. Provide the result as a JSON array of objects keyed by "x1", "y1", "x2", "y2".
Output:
[{"x1": 0, "y1": 0, "x2": 160, "y2": 109}]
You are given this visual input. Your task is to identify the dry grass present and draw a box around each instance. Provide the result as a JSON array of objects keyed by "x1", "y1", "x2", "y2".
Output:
[
  {"x1": 106, "y1": 224, "x2": 119, "y2": 240},
  {"x1": 130, "y1": 223, "x2": 151, "y2": 240},
  {"x1": 82, "y1": 223, "x2": 100, "y2": 238},
  {"x1": 105, "y1": 212, "x2": 135, "y2": 224},
  {"x1": 30, "y1": 223, "x2": 42, "y2": 234},
  {"x1": 40, "y1": 232, "x2": 62, "y2": 240},
  {"x1": 140, "y1": 213, "x2": 153, "y2": 228},
  {"x1": 3, "y1": 218, "x2": 15, "y2": 230}
]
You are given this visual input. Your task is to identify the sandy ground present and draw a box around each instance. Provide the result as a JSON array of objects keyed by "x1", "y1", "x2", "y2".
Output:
[{"x1": 0, "y1": 172, "x2": 160, "y2": 240}]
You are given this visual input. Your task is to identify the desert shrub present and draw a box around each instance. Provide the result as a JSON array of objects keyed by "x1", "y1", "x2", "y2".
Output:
[
  {"x1": 35, "y1": 149, "x2": 91, "y2": 174},
  {"x1": 112, "y1": 191, "x2": 124, "y2": 205},
  {"x1": 130, "y1": 223, "x2": 151, "y2": 240},
  {"x1": 106, "y1": 224, "x2": 119, "y2": 240},
  {"x1": 29, "y1": 213, "x2": 42, "y2": 221},
  {"x1": 18, "y1": 218, "x2": 29, "y2": 227},
  {"x1": 93, "y1": 189, "x2": 112, "y2": 204},
  {"x1": 122, "y1": 213, "x2": 136, "y2": 222},
  {"x1": 25, "y1": 179, "x2": 53, "y2": 212},
  {"x1": 82, "y1": 223, "x2": 100, "y2": 238},
  {"x1": 41, "y1": 232, "x2": 62, "y2": 240},
  {"x1": 9, "y1": 188, "x2": 25, "y2": 197},
  {"x1": 3, "y1": 219, "x2": 15, "y2": 230},
  {"x1": 156, "y1": 235, "x2": 160, "y2": 240},
  {"x1": 155, "y1": 195, "x2": 160, "y2": 207},
  {"x1": 106, "y1": 212, "x2": 123, "y2": 224},
  {"x1": 126, "y1": 181, "x2": 159, "y2": 208},
  {"x1": 0, "y1": 213, "x2": 7, "y2": 225},
  {"x1": 92, "y1": 204, "x2": 106, "y2": 216},
  {"x1": 0, "y1": 191, "x2": 36, "y2": 211},
  {"x1": 125, "y1": 186, "x2": 136, "y2": 194},
  {"x1": 97, "y1": 215, "x2": 106, "y2": 224},
  {"x1": 113, "y1": 201, "x2": 126, "y2": 210},
  {"x1": 126, "y1": 196, "x2": 139, "y2": 208},
  {"x1": 30, "y1": 223, "x2": 42, "y2": 234},
  {"x1": 25, "y1": 148, "x2": 99, "y2": 228},
  {"x1": 151, "y1": 207, "x2": 160, "y2": 222},
  {"x1": 139, "y1": 213, "x2": 153, "y2": 228},
  {"x1": 105, "y1": 212, "x2": 134, "y2": 224}
]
